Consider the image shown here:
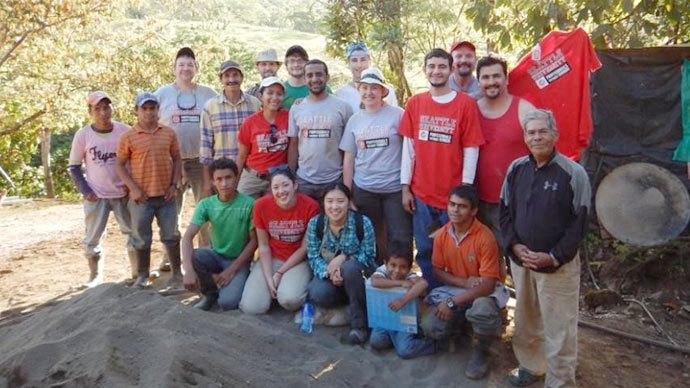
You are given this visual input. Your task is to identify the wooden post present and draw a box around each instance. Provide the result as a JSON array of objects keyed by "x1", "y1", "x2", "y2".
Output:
[{"x1": 40, "y1": 127, "x2": 55, "y2": 198}]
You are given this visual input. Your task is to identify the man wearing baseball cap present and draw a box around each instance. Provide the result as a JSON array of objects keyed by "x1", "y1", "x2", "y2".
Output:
[
  {"x1": 116, "y1": 92, "x2": 182, "y2": 288},
  {"x1": 68, "y1": 91, "x2": 137, "y2": 288},
  {"x1": 335, "y1": 42, "x2": 398, "y2": 112},
  {"x1": 200, "y1": 60, "x2": 261, "y2": 196},
  {"x1": 248, "y1": 49, "x2": 282, "y2": 98},
  {"x1": 282, "y1": 45, "x2": 333, "y2": 109},
  {"x1": 154, "y1": 47, "x2": 217, "y2": 271},
  {"x1": 449, "y1": 40, "x2": 482, "y2": 100}
]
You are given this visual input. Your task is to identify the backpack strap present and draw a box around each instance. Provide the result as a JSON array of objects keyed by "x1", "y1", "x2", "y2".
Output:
[
  {"x1": 316, "y1": 211, "x2": 364, "y2": 243},
  {"x1": 315, "y1": 213, "x2": 326, "y2": 241}
]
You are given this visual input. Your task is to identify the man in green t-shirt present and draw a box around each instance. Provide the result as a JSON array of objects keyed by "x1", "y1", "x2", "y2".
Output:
[
  {"x1": 182, "y1": 158, "x2": 257, "y2": 310},
  {"x1": 282, "y1": 45, "x2": 332, "y2": 109}
]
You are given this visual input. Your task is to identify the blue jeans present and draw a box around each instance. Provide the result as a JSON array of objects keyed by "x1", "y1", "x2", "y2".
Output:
[
  {"x1": 306, "y1": 260, "x2": 368, "y2": 329},
  {"x1": 369, "y1": 328, "x2": 435, "y2": 359},
  {"x1": 192, "y1": 249, "x2": 249, "y2": 310},
  {"x1": 412, "y1": 197, "x2": 448, "y2": 289},
  {"x1": 127, "y1": 196, "x2": 180, "y2": 249}
]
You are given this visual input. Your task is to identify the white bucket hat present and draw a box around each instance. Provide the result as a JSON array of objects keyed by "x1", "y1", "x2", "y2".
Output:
[{"x1": 358, "y1": 68, "x2": 389, "y2": 97}]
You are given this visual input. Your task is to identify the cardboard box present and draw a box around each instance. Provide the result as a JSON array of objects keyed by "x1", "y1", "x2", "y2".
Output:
[{"x1": 365, "y1": 279, "x2": 418, "y2": 334}]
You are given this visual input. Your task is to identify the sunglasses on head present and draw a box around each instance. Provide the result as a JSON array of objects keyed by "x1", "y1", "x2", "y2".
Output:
[{"x1": 269, "y1": 124, "x2": 278, "y2": 144}]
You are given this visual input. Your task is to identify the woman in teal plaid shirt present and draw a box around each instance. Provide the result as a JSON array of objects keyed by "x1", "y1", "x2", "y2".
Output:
[{"x1": 305, "y1": 183, "x2": 376, "y2": 344}]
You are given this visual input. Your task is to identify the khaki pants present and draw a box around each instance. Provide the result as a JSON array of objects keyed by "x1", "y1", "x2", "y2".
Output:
[
  {"x1": 239, "y1": 259, "x2": 312, "y2": 314},
  {"x1": 511, "y1": 256, "x2": 580, "y2": 388},
  {"x1": 237, "y1": 169, "x2": 269, "y2": 199}
]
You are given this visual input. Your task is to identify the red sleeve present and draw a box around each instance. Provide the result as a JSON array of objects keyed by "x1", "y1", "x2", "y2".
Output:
[
  {"x1": 238, "y1": 117, "x2": 252, "y2": 147},
  {"x1": 398, "y1": 97, "x2": 416, "y2": 138},
  {"x1": 305, "y1": 196, "x2": 320, "y2": 220},
  {"x1": 460, "y1": 98, "x2": 485, "y2": 147},
  {"x1": 431, "y1": 231, "x2": 446, "y2": 269},
  {"x1": 252, "y1": 197, "x2": 267, "y2": 230}
]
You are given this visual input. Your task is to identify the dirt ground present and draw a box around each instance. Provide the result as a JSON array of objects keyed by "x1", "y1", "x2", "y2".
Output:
[{"x1": 1, "y1": 199, "x2": 689, "y2": 387}]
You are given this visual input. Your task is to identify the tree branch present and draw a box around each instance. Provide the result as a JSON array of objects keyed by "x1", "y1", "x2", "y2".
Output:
[
  {"x1": 0, "y1": 32, "x2": 30, "y2": 69},
  {"x1": 0, "y1": 109, "x2": 46, "y2": 138}
]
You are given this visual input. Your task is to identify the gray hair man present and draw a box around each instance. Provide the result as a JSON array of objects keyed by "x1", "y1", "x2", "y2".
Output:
[{"x1": 500, "y1": 109, "x2": 591, "y2": 388}]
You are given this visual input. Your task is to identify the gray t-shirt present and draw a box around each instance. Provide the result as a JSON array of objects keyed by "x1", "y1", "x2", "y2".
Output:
[
  {"x1": 154, "y1": 83, "x2": 218, "y2": 159},
  {"x1": 339, "y1": 104, "x2": 404, "y2": 193},
  {"x1": 288, "y1": 95, "x2": 353, "y2": 184},
  {"x1": 448, "y1": 75, "x2": 482, "y2": 100}
]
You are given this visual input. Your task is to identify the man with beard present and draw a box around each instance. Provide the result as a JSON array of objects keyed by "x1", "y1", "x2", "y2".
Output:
[
  {"x1": 475, "y1": 54, "x2": 535, "y2": 248},
  {"x1": 399, "y1": 48, "x2": 484, "y2": 289},
  {"x1": 335, "y1": 42, "x2": 398, "y2": 112},
  {"x1": 200, "y1": 60, "x2": 261, "y2": 197},
  {"x1": 287, "y1": 59, "x2": 353, "y2": 200},
  {"x1": 448, "y1": 41, "x2": 482, "y2": 100},
  {"x1": 247, "y1": 49, "x2": 282, "y2": 98},
  {"x1": 282, "y1": 45, "x2": 332, "y2": 109}
]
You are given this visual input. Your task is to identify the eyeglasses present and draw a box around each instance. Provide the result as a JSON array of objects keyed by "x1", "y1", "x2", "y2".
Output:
[
  {"x1": 269, "y1": 124, "x2": 278, "y2": 144},
  {"x1": 176, "y1": 90, "x2": 197, "y2": 111}
]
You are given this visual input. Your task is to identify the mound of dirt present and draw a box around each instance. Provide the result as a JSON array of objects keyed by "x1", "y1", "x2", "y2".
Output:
[{"x1": 0, "y1": 284, "x2": 480, "y2": 388}]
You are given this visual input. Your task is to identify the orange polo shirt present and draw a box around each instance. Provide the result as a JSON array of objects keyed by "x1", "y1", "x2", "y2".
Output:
[
  {"x1": 117, "y1": 124, "x2": 179, "y2": 197},
  {"x1": 432, "y1": 219, "x2": 504, "y2": 282}
]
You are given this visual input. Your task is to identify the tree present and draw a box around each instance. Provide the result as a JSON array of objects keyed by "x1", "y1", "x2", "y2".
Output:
[
  {"x1": 465, "y1": 0, "x2": 690, "y2": 55},
  {"x1": 323, "y1": 0, "x2": 479, "y2": 103}
]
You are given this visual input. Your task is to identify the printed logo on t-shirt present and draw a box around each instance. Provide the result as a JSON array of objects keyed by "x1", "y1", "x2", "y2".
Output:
[
  {"x1": 418, "y1": 115, "x2": 456, "y2": 144},
  {"x1": 305, "y1": 129, "x2": 331, "y2": 138},
  {"x1": 297, "y1": 115, "x2": 334, "y2": 139},
  {"x1": 87, "y1": 146, "x2": 117, "y2": 165},
  {"x1": 527, "y1": 49, "x2": 571, "y2": 89},
  {"x1": 268, "y1": 219, "x2": 307, "y2": 243},
  {"x1": 468, "y1": 251, "x2": 476, "y2": 262},
  {"x1": 256, "y1": 131, "x2": 288, "y2": 153},
  {"x1": 354, "y1": 124, "x2": 392, "y2": 149},
  {"x1": 174, "y1": 114, "x2": 201, "y2": 124}
]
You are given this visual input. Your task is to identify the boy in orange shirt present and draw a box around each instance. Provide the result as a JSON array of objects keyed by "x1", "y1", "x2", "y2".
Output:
[
  {"x1": 116, "y1": 92, "x2": 182, "y2": 288},
  {"x1": 420, "y1": 185, "x2": 508, "y2": 380}
]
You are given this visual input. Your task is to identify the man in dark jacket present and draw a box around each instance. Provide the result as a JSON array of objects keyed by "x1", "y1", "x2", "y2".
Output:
[{"x1": 500, "y1": 109, "x2": 590, "y2": 388}]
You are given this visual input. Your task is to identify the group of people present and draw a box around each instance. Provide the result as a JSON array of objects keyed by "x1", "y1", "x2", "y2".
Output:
[{"x1": 68, "y1": 40, "x2": 590, "y2": 387}]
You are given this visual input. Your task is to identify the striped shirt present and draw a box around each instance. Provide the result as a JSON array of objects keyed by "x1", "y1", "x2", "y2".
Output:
[
  {"x1": 117, "y1": 124, "x2": 180, "y2": 197},
  {"x1": 199, "y1": 91, "x2": 261, "y2": 164}
]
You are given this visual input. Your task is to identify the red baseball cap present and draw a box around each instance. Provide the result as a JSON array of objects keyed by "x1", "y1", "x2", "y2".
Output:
[{"x1": 450, "y1": 40, "x2": 476, "y2": 53}]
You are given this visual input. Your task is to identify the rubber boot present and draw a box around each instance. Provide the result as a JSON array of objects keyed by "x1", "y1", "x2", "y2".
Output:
[
  {"x1": 83, "y1": 254, "x2": 104, "y2": 288},
  {"x1": 164, "y1": 242, "x2": 182, "y2": 288},
  {"x1": 127, "y1": 249, "x2": 138, "y2": 280},
  {"x1": 193, "y1": 294, "x2": 218, "y2": 311},
  {"x1": 465, "y1": 335, "x2": 493, "y2": 380},
  {"x1": 132, "y1": 248, "x2": 151, "y2": 289}
]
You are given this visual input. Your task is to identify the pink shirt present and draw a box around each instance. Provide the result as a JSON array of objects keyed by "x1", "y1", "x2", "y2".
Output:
[{"x1": 68, "y1": 122, "x2": 130, "y2": 198}]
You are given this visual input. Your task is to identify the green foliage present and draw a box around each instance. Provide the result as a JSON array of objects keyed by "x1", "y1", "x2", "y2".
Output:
[
  {"x1": 465, "y1": 0, "x2": 690, "y2": 55},
  {"x1": 1, "y1": 0, "x2": 308, "y2": 198}
]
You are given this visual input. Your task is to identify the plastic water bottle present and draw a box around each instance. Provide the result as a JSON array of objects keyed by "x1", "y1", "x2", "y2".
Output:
[{"x1": 300, "y1": 302, "x2": 314, "y2": 334}]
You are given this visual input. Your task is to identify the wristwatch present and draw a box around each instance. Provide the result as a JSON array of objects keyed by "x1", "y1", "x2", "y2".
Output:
[{"x1": 445, "y1": 297, "x2": 456, "y2": 310}]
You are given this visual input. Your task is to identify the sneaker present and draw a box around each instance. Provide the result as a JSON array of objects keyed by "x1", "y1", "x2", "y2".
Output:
[{"x1": 507, "y1": 367, "x2": 544, "y2": 387}]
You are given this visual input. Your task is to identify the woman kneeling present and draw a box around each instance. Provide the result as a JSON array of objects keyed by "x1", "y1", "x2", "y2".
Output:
[
  {"x1": 240, "y1": 169, "x2": 320, "y2": 314},
  {"x1": 305, "y1": 183, "x2": 377, "y2": 344}
]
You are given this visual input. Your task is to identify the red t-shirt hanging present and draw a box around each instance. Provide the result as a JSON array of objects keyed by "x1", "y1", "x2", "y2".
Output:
[
  {"x1": 399, "y1": 91, "x2": 485, "y2": 209},
  {"x1": 252, "y1": 193, "x2": 320, "y2": 261},
  {"x1": 238, "y1": 109, "x2": 290, "y2": 173},
  {"x1": 476, "y1": 96, "x2": 529, "y2": 203},
  {"x1": 508, "y1": 28, "x2": 601, "y2": 161}
]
